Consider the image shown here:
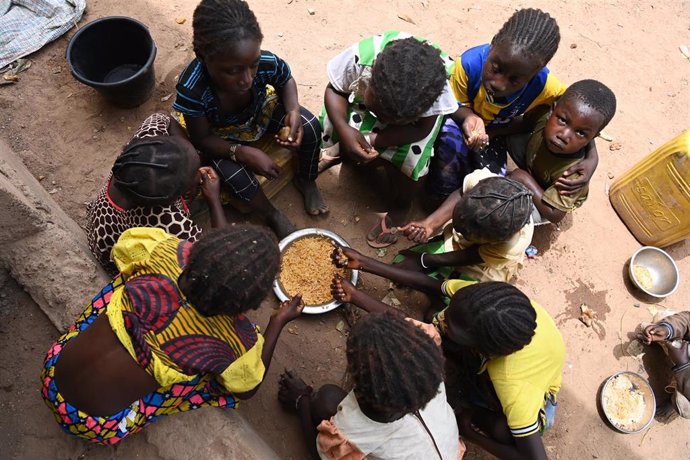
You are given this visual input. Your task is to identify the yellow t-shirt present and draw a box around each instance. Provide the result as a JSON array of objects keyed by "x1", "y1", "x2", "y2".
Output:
[
  {"x1": 106, "y1": 227, "x2": 265, "y2": 394},
  {"x1": 443, "y1": 168, "x2": 534, "y2": 282},
  {"x1": 440, "y1": 279, "x2": 565, "y2": 437}
]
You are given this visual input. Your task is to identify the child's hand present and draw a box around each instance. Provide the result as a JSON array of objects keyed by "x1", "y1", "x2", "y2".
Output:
[
  {"x1": 273, "y1": 295, "x2": 305, "y2": 324},
  {"x1": 331, "y1": 273, "x2": 356, "y2": 303},
  {"x1": 555, "y1": 159, "x2": 594, "y2": 195},
  {"x1": 638, "y1": 324, "x2": 670, "y2": 345},
  {"x1": 275, "y1": 110, "x2": 304, "y2": 148},
  {"x1": 331, "y1": 246, "x2": 364, "y2": 270},
  {"x1": 461, "y1": 115, "x2": 489, "y2": 151},
  {"x1": 199, "y1": 167, "x2": 221, "y2": 200},
  {"x1": 236, "y1": 146, "x2": 281, "y2": 179},
  {"x1": 339, "y1": 127, "x2": 378, "y2": 164},
  {"x1": 400, "y1": 221, "x2": 434, "y2": 243}
]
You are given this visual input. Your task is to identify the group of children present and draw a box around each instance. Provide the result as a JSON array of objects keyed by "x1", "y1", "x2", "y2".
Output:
[{"x1": 46, "y1": 1, "x2": 690, "y2": 459}]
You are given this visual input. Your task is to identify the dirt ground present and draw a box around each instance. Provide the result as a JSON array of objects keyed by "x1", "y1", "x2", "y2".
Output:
[{"x1": 1, "y1": 0, "x2": 689, "y2": 459}]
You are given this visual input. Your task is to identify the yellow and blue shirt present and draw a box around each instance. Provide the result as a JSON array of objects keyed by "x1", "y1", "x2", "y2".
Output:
[{"x1": 450, "y1": 44, "x2": 566, "y2": 126}]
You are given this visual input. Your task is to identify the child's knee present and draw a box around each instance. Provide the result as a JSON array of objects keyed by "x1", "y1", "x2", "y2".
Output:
[{"x1": 309, "y1": 384, "x2": 347, "y2": 424}]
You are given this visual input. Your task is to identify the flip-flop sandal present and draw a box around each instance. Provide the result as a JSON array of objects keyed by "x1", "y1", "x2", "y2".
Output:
[
  {"x1": 366, "y1": 215, "x2": 399, "y2": 248},
  {"x1": 318, "y1": 144, "x2": 342, "y2": 174}
]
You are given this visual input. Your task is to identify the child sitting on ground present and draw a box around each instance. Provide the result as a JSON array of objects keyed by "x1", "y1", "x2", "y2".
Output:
[
  {"x1": 330, "y1": 268, "x2": 564, "y2": 460},
  {"x1": 278, "y1": 311, "x2": 463, "y2": 460},
  {"x1": 42, "y1": 225, "x2": 304, "y2": 445},
  {"x1": 86, "y1": 112, "x2": 226, "y2": 275},
  {"x1": 173, "y1": 0, "x2": 327, "y2": 238},
  {"x1": 319, "y1": 31, "x2": 457, "y2": 248},
  {"x1": 638, "y1": 311, "x2": 690, "y2": 419},
  {"x1": 427, "y1": 8, "x2": 596, "y2": 211},
  {"x1": 507, "y1": 79, "x2": 617, "y2": 224},
  {"x1": 400, "y1": 168, "x2": 534, "y2": 283}
]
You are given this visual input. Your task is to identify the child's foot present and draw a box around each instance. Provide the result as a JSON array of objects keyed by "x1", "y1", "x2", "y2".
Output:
[
  {"x1": 278, "y1": 369, "x2": 313, "y2": 412},
  {"x1": 294, "y1": 176, "x2": 329, "y2": 216},
  {"x1": 317, "y1": 144, "x2": 341, "y2": 173},
  {"x1": 366, "y1": 214, "x2": 399, "y2": 248},
  {"x1": 267, "y1": 209, "x2": 297, "y2": 239}
]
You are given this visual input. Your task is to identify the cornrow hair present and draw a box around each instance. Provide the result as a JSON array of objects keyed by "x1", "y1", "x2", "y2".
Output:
[
  {"x1": 448, "y1": 282, "x2": 536, "y2": 356},
  {"x1": 181, "y1": 225, "x2": 279, "y2": 316},
  {"x1": 111, "y1": 136, "x2": 193, "y2": 207},
  {"x1": 453, "y1": 176, "x2": 532, "y2": 242},
  {"x1": 492, "y1": 8, "x2": 560, "y2": 67},
  {"x1": 346, "y1": 311, "x2": 444, "y2": 419},
  {"x1": 370, "y1": 37, "x2": 447, "y2": 122},
  {"x1": 193, "y1": 0, "x2": 263, "y2": 59},
  {"x1": 560, "y1": 79, "x2": 617, "y2": 130}
]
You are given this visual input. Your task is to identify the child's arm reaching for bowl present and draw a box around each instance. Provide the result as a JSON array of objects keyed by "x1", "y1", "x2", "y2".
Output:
[
  {"x1": 332, "y1": 246, "x2": 441, "y2": 294},
  {"x1": 331, "y1": 274, "x2": 393, "y2": 314},
  {"x1": 401, "y1": 189, "x2": 463, "y2": 242}
]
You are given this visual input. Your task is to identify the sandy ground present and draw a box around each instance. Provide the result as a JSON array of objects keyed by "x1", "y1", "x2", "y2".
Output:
[{"x1": 1, "y1": 0, "x2": 690, "y2": 459}]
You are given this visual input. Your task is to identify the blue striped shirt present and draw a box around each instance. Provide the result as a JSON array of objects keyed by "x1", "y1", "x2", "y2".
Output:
[{"x1": 173, "y1": 51, "x2": 292, "y2": 128}]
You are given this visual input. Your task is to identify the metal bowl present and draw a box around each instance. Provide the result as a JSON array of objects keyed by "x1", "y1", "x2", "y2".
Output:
[
  {"x1": 629, "y1": 246, "x2": 680, "y2": 298},
  {"x1": 600, "y1": 371, "x2": 656, "y2": 434},
  {"x1": 273, "y1": 228, "x2": 359, "y2": 314}
]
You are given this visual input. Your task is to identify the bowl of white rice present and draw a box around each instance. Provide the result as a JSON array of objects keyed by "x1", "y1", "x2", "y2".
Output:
[{"x1": 600, "y1": 371, "x2": 656, "y2": 434}]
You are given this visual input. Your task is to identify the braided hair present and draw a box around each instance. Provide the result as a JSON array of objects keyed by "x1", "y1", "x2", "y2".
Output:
[
  {"x1": 193, "y1": 0, "x2": 263, "y2": 59},
  {"x1": 346, "y1": 311, "x2": 444, "y2": 419},
  {"x1": 370, "y1": 37, "x2": 447, "y2": 123},
  {"x1": 492, "y1": 8, "x2": 560, "y2": 67},
  {"x1": 181, "y1": 225, "x2": 280, "y2": 316},
  {"x1": 453, "y1": 176, "x2": 532, "y2": 242},
  {"x1": 448, "y1": 282, "x2": 536, "y2": 356},
  {"x1": 560, "y1": 79, "x2": 617, "y2": 130},
  {"x1": 111, "y1": 136, "x2": 194, "y2": 207}
]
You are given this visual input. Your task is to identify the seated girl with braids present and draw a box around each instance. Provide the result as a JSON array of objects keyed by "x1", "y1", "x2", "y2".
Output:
[
  {"x1": 173, "y1": 0, "x2": 327, "y2": 239},
  {"x1": 86, "y1": 112, "x2": 227, "y2": 275},
  {"x1": 41, "y1": 225, "x2": 304, "y2": 445},
  {"x1": 319, "y1": 31, "x2": 458, "y2": 248},
  {"x1": 427, "y1": 8, "x2": 596, "y2": 212},
  {"x1": 398, "y1": 169, "x2": 534, "y2": 284},
  {"x1": 277, "y1": 311, "x2": 464, "y2": 460},
  {"x1": 329, "y1": 272, "x2": 564, "y2": 460}
]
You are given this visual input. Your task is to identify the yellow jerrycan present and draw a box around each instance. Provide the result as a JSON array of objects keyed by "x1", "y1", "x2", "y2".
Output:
[{"x1": 609, "y1": 130, "x2": 690, "y2": 247}]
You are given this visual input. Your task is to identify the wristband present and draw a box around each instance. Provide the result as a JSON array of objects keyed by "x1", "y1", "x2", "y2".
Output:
[
  {"x1": 295, "y1": 387, "x2": 313, "y2": 410},
  {"x1": 420, "y1": 253, "x2": 429, "y2": 269},
  {"x1": 228, "y1": 143, "x2": 240, "y2": 162}
]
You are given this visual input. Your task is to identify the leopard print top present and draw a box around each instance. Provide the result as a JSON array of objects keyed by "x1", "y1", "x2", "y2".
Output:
[{"x1": 86, "y1": 113, "x2": 202, "y2": 274}]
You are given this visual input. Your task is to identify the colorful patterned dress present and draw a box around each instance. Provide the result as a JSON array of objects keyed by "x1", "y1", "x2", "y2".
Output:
[{"x1": 41, "y1": 228, "x2": 265, "y2": 445}]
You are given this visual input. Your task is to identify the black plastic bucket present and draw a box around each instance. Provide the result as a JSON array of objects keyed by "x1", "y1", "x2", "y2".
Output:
[{"x1": 66, "y1": 17, "x2": 157, "y2": 108}]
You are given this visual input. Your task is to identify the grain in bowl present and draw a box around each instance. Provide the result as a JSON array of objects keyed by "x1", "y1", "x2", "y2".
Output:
[{"x1": 279, "y1": 235, "x2": 350, "y2": 306}]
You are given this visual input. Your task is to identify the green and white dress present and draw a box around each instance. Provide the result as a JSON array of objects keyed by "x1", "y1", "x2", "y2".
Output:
[{"x1": 321, "y1": 31, "x2": 457, "y2": 181}]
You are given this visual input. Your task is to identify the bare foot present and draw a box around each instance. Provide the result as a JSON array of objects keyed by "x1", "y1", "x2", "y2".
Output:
[
  {"x1": 266, "y1": 209, "x2": 296, "y2": 239},
  {"x1": 318, "y1": 144, "x2": 342, "y2": 174},
  {"x1": 294, "y1": 177, "x2": 329, "y2": 216}
]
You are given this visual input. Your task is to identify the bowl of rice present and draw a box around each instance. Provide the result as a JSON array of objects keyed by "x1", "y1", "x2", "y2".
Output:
[
  {"x1": 600, "y1": 371, "x2": 656, "y2": 434},
  {"x1": 629, "y1": 246, "x2": 679, "y2": 298},
  {"x1": 273, "y1": 228, "x2": 359, "y2": 314}
]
